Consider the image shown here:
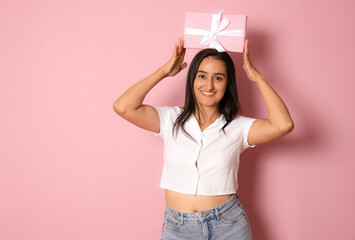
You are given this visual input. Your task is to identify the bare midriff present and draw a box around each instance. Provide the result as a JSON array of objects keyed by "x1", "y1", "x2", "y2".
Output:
[{"x1": 165, "y1": 189, "x2": 233, "y2": 213}]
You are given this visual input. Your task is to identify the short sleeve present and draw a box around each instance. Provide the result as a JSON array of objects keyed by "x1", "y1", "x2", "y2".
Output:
[
  {"x1": 242, "y1": 117, "x2": 257, "y2": 150},
  {"x1": 153, "y1": 106, "x2": 169, "y2": 138}
]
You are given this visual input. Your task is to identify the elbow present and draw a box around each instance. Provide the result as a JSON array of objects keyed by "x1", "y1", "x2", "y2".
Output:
[
  {"x1": 279, "y1": 120, "x2": 294, "y2": 135},
  {"x1": 113, "y1": 101, "x2": 127, "y2": 116}
]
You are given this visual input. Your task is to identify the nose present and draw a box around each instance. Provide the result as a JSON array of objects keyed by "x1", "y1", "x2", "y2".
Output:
[{"x1": 206, "y1": 78, "x2": 214, "y2": 90}]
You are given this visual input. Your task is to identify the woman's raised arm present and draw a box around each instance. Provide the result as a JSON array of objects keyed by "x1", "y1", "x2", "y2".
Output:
[
  {"x1": 113, "y1": 37, "x2": 187, "y2": 133},
  {"x1": 242, "y1": 39, "x2": 294, "y2": 145}
]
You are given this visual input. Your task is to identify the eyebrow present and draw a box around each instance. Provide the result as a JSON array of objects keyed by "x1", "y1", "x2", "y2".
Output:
[{"x1": 197, "y1": 70, "x2": 226, "y2": 77}]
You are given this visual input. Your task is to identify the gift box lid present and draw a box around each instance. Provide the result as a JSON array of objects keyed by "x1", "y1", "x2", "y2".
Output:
[{"x1": 184, "y1": 9, "x2": 247, "y2": 53}]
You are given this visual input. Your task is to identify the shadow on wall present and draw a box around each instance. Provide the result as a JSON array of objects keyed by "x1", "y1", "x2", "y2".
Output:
[{"x1": 229, "y1": 31, "x2": 323, "y2": 240}]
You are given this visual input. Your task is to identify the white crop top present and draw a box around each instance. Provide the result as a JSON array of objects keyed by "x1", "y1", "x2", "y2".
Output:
[{"x1": 153, "y1": 106, "x2": 257, "y2": 196}]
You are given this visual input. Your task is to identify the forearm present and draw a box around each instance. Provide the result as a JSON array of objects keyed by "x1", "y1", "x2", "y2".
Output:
[
  {"x1": 255, "y1": 76, "x2": 294, "y2": 133},
  {"x1": 113, "y1": 67, "x2": 167, "y2": 114}
]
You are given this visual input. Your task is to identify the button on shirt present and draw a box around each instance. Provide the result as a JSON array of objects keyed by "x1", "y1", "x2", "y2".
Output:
[{"x1": 154, "y1": 106, "x2": 257, "y2": 196}]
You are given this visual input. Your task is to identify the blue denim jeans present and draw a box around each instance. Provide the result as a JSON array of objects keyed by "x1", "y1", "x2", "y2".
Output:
[{"x1": 161, "y1": 194, "x2": 253, "y2": 240}]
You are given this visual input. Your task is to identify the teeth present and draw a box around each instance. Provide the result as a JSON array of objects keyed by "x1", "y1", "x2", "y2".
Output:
[{"x1": 202, "y1": 91, "x2": 215, "y2": 95}]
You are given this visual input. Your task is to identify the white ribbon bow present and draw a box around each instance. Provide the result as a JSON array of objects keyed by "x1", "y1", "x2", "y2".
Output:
[{"x1": 184, "y1": 9, "x2": 246, "y2": 52}]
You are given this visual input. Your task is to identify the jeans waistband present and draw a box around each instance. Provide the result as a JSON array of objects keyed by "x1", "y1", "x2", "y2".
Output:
[{"x1": 164, "y1": 194, "x2": 239, "y2": 222}]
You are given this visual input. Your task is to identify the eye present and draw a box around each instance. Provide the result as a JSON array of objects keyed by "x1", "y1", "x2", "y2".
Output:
[
  {"x1": 198, "y1": 74, "x2": 206, "y2": 79},
  {"x1": 215, "y1": 76, "x2": 223, "y2": 81}
]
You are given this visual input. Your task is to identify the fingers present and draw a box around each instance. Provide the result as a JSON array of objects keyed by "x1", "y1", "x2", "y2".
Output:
[
  {"x1": 181, "y1": 45, "x2": 186, "y2": 59},
  {"x1": 179, "y1": 37, "x2": 182, "y2": 54},
  {"x1": 172, "y1": 37, "x2": 184, "y2": 59},
  {"x1": 172, "y1": 43, "x2": 177, "y2": 60},
  {"x1": 243, "y1": 39, "x2": 249, "y2": 59},
  {"x1": 178, "y1": 37, "x2": 187, "y2": 71},
  {"x1": 175, "y1": 36, "x2": 186, "y2": 63},
  {"x1": 244, "y1": 39, "x2": 248, "y2": 53},
  {"x1": 170, "y1": 36, "x2": 187, "y2": 73},
  {"x1": 243, "y1": 39, "x2": 252, "y2": 67},
  {"x1": 178, "y1": 36, "x2": 185, "y2": 55}
]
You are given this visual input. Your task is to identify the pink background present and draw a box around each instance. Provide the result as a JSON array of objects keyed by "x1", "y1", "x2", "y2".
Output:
[{"x1": 1, "y1": 0, "x2": 354, "y2": 239}]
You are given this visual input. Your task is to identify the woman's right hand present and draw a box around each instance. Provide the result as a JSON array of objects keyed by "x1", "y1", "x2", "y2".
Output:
[
  {"x1": 113, "y1": 37, "x2": 187, "y2": 134},
  {"x1": 162, "y1": 37, "x2": 187, "y2": 77}
]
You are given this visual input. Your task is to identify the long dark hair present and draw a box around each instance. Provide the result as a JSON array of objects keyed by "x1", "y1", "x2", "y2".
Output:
[{"x1": 173, "y1": 48, "x2": 241, "y2": 140}]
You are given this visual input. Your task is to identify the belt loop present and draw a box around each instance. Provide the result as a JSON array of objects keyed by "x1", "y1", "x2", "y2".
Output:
[
  {"x1": 180, "y1": 213, "x2": 184, "y2": 225},
  {"x1": 215, "y1": 207, "x2": 220, "y2": 220},
  {"x1": 232, "y1": 194, "x2": 237, "y2": 203}
]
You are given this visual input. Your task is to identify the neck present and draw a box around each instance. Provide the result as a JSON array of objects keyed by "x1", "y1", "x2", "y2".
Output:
[{"x1": 194, "y1": 105, "x2": 221, "y2": 124}]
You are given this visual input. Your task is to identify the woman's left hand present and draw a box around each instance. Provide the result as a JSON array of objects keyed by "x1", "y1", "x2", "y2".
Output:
[{"x1": 243, "y1": 39, "x2": 264, "y2": 82}]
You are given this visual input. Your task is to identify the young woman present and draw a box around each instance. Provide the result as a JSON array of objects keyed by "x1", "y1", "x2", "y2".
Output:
[{"x1": 113, "y1": 37, "x2": 294, "y2": 240}]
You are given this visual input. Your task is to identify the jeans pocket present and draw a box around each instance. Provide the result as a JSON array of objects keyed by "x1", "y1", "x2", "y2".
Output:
[
  {"x1": 163, "y1": 215, "x2": 181, "y2": 231},
  {"x1": 219, "y1": 203, "x2": 246, "y2": 225}
]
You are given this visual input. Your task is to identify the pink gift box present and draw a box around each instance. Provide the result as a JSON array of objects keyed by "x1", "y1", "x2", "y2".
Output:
[{"x1": 184, "y1": 9, "x2": 247, "y2": 53}]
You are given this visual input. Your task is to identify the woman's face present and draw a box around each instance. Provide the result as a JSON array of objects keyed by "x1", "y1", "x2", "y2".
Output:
[{"x1": 193, "y1": 57, "x2": 228, "y2": 110}]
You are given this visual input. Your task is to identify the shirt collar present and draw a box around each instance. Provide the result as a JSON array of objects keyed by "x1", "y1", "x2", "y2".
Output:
[{"x1": 186, "y1": 113, "x2": 226, "y2": 135}]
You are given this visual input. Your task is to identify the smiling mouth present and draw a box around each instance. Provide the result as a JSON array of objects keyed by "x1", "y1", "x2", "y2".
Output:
[{"x1": 201, "y1": 91, "x2": 216, "y2": 96}]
